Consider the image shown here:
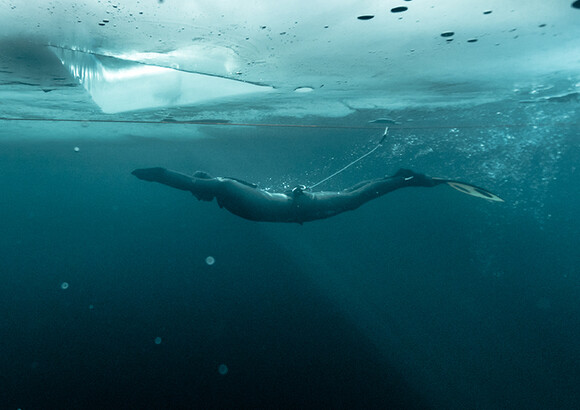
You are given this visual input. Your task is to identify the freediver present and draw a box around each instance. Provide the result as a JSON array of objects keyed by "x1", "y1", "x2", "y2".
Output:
[{"x1": 131, "y1": 166, "x2": 503, "y2": 224}]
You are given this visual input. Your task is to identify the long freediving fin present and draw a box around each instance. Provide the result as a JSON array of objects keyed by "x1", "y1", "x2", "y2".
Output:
[{"x1": 432, "y1": 177, "x2": 504, "y2": 202}]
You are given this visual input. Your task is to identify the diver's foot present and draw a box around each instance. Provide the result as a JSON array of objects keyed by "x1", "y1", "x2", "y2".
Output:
[{"x1": 393, "y1": 168, "x2": 438, "y2": 187}]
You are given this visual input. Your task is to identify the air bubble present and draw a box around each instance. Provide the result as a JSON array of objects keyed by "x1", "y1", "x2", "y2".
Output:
[
  {"x1": 154, "y1": 337, "x2": 162, "y2": 344},
  {"x1": 218, "y1": 364, "x2": 229, "y2": 375},
  {"x1": 205, "y1": 256, "x2": 215, "y2": 265},
  {"x1": 60, "y1": 282, "x2": 69, "y2": 290}
]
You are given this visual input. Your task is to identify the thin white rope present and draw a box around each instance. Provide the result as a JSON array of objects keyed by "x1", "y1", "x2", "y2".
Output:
[{"x1": 309, "y1": 127, "x2": 389, "y2": 189}]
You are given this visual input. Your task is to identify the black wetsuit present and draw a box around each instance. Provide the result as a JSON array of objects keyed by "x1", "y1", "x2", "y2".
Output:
[{"x1": 132, "y1": 167, "x2": 442, "y2": 223}]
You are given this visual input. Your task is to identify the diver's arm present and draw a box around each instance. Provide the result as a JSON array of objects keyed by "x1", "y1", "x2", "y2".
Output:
[
  {"x1": 132, "y1": 167, "x2": 197, "y2": 191},
  {"x1": 132, "y1": 167, "x2": 255, "y2": 203}
]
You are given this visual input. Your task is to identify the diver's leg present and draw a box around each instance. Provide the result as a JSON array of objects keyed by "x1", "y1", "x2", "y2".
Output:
[
  {"x1": 339, "y1": 169, "x2": 443, "y2": 209},
  {"x1": 342, "y1": 180, "x2": 372, "y2": 192},
  {"x1": 391, "y1": 168, "x2": 443, "y2": 187}
]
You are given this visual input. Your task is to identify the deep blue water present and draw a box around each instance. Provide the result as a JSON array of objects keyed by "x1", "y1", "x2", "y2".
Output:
[{"x1": 1, "y1": 101, "x2": 579, "y2": 408}]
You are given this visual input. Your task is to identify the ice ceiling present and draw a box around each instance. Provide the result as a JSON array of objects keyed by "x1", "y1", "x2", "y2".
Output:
[{"x1": 1, "y1": 0, "x2": 579, "y2": 117}]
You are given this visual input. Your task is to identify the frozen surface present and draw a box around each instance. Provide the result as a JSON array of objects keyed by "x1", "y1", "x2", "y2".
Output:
[{"x1": 0, "y1": 0, "x2": 579, "y2": 118}]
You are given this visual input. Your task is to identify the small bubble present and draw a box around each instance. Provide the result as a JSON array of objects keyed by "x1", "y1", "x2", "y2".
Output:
[
  {"x1": 61, "y1": 282, "x2": 69, "y2": 290},
  {"x1": 73, "y1": 146, "x2": 80, "y2": 152},
  {"x1": 357, "y1": 15, "x2": 374, "y2": 20},
  {"x1": 154, "y1": 337, "x2": 162, "y2": 344},
  {"x1": 89, "y1": 304, "x2": 94, "y2": 310},
  {"x1": 218, "y1": 364, "x2": 228, "y2": 375},
  {"x1": 205, "y1": 256, "x2": 215, "y2": 266}
]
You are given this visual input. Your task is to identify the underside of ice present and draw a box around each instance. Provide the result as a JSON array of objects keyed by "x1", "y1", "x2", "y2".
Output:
[{"x1": 0, "y1": 0, "x2": 578, "y2": 117}]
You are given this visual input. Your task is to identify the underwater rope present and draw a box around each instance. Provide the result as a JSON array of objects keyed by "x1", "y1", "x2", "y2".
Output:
[
  {"x1": 0, "y1": 117, "x2": 383, "y2": 131},
  {"x1": 0, "y1": 117, "x2": 577, "y2": 130},
  {"x1": 309, "y1": 127, "x2": 389, "y2": 189}
]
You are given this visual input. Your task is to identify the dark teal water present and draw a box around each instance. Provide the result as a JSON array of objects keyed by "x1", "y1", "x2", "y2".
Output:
[{"x1": 1, "y1": 100, "x2": 579, "y2": 408}]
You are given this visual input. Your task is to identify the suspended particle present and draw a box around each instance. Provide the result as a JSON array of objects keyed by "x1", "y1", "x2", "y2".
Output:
[
  {"x1": 218, "y1": 364, "x2": 229, "y2": 375},
  {"x1": 391, "y1": 6, "x2": 408, "y2": 13},
  {"x1": 357, "y1": 15, "x2": 374, "y2": 20},
  {"x1": 440, "y1": 31, "x2": 454, "y2": 37},
  {"x1": 154, "y1": 337, "x2": 162, "y2": 344},
  {"x1": 73, "y1": 146, "x2": 80, "y2": 152}
]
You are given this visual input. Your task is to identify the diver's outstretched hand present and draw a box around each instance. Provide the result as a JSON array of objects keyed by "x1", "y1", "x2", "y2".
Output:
[
  {"x1": 132, "y1": 167, "x2": 167, "y2": 182},
  {"x1": 132, "y1": 167, "x2": 199, "y2": 193}
]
